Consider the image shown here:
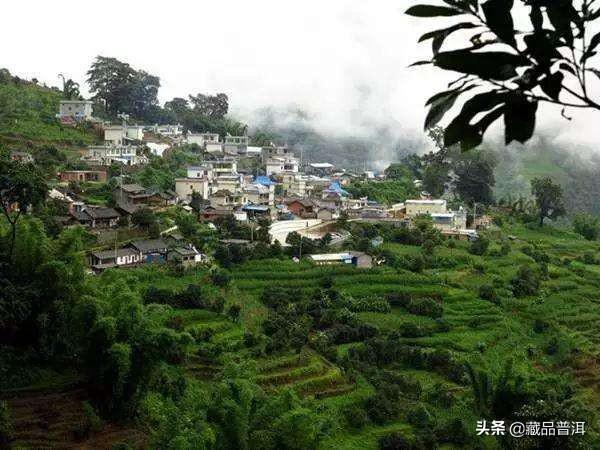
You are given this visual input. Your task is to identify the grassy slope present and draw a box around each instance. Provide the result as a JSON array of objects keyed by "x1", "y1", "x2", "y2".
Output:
[{"x1": 0, "y1": 78, "x2": 98, "y2": 158}]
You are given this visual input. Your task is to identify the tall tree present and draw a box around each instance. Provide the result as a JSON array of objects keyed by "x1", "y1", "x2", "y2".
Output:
[
  {"x1": 453, "y1": 150, "x2": 496, "y2": 205},
  {"x1": 0, "y1": 158, "x2": 47, "y2": 264},
  {"x1": 188, "y1": 93, "x2": 229, "y2": 119},
  {"x1": 407, "y1": 0, "x2": 600, "y2": 150},
  {"x1": 87, "y1": 56, "x2": 136, "y2": 116},
  {"x1": 58, "y1": 74, "x2": 80, "y2": 100},
  {"x1": 531, "y1": 177, "x2": 565, "y2": 226}
]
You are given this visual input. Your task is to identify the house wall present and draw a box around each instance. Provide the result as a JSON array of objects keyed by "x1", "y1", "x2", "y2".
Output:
[
  {"x1": 175, "y1": 178, "x2": 209, "y2": 200},
  {"x1": 405, "y1": 201, "x2": 447, "y2": 217},
  {"x1": 59, "y1": 101, "x2": 93, "y2": 119},
  {"x1": 105, "y1": 127, "x2": 125, "y2": 145}
]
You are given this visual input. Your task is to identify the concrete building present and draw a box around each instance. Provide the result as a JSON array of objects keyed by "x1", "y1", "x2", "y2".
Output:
[
  {"x1": 104, "y1": 125, "x2": 126, "y2": 145},
  {"x1": 405, "y1": 199, "x2": 447, "y2": 217},
  {"x1": 212, "y1": 158, "x2": 238, "y2": 176},
  {"x1": 58, "y1": 170, "x2": 107, "y2": 183},
  {"x1": 307, "y1": 251, "x2": 372, "y2": 268},
  {"x1": 266, "y1": 156, "x2": 299, "y2": 175},
  {"x1": 126, "y1": 125, "x2": 145, "y2": 141},
  {"x1": 261, "y1": 145, "x2": 294, "y2": 164},
  {"x1": 86, "y1": 145, "x2": 147, "y2": 166},
  {"x1": 205, "y1": 142, "x2": 224, "y2": 154},
  {"x1": 58, "y1": 100, "x2": 93, "y2": 121},
  {"x1": 175, "y1": 177, "x2": 210, "y2": 201},
  {"x1": 186, "y1": 132, "x2": 220, "y2": 147},
  {"x1": 244, "y1": 183, "x2": 274, "y2": 206},
  {"x1": 187, "y1": 165, "x2": 214, "y2": 181}
]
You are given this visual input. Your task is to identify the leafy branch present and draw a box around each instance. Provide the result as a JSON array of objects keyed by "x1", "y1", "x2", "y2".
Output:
[{"x1": 407, "y1": 0, "x2": 600, "y2": 150}]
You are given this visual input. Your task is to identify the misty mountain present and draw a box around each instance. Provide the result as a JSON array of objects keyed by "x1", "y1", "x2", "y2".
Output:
[{"x1": 244, "y1": 106, "x2": 425, "y2": 171}]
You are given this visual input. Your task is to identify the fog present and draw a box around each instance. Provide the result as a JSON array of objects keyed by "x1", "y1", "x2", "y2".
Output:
[{"x1": 1, "y1": 0, "x2": 599, "y2": 165}]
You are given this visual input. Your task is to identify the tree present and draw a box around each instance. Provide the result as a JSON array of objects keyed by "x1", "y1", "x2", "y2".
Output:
[
  {"x1": 87, "y1": 56, "x2": 160, "y2": 120},
  {"x1": 384, "y1": 163, "x2": 413, "y2": 181},
  {"x1": 407, "y1": 0, "x2": 600, "y2": 150},
  {"x1": 132, "y1": 207, "x2": 157, "y2": 231},
  {"x1": 531, "y1": 177, "x2": 565, "y2": 226},
  {"x1": 453, "y1": 151, "x2": 495, "y2": 205},
  {"x1": 58, "y1": 74, "x2": 80, "y2": 100},
  {"x1": 573, "y1": 213, "x2": 600, "y2": 240},
  {"x1": 188, "y1": 93, "x2": 229, "y2": 119},
  {"x1": 0, "y1": 158, "x2": 47, "y2": 264},
  {"x1": 87, "y1": 56, "x2": 136, "y2": 116}
]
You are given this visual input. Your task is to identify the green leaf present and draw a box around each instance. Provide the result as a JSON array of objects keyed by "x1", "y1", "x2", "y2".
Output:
[
  {"x1": 529, "y1": 5, "x2": 543, "y2": 31},
  {"x1": 559, "y1": 62, "x2": 576, "y2": 75},
  {"x1": 546, "y1": 2, "x2": 577, "y2": 45},
  {"x1": 582, "y1": 31, "x2": 600, "y2": 61},
  {"x1": 408, "y1": 60, "x2": 432, "y2": 67},
  {"x1": 406, "y1": 5, "x2": 464, "y2": 17},
  {"x1": 444, "y1": 91, "x2": 507, "y2": 147},
  {"x1": 524, "y1": 32, "x2": 563, "y2": 68},
  {"x1": 504, "y1": 95, "x2": 538, "y2": 144},
  {"x1": 540, "y1": 72, "x2": 564, "y2": 100},
  {"x1": 586, "y1": 68, "x2": 600, "y2": 80},
  {"x1": 424, "y1": 84, "x2": 477, "y2": 129},
  {"x1": 419, "y1": 23, "x2": 479, "y2": 54},
  {"x1": 482, "y1": 0, "x2": 516, "y2": 46},
  {"x1": 434, "y1": 49, "x2": 524, "y2": 80}
]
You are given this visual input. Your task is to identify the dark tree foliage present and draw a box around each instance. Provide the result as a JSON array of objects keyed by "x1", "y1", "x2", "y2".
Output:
[
  {"x1": 531, "y1": 176, "x2": 566, "y2": 226},
  {"x1": 87, "y1": 56, "x2": 160, "y2": 119},
  {"x1": 407, "y1": 0, "x2": 600, "y2": 150},
  {"x1": 453, "y1": 150, "x2": 495, "y2": 205},
  {"x1": 0, "y1": 157, "x2": 47, "y2": 263},
  {"x1": 573, "y1": 213, "x2": 600, "y2": 240}
]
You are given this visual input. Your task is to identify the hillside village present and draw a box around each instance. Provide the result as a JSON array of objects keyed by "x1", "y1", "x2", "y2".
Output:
[
  {"x1": 2, "y1": 58, "x2": 600, "y2": 450},
  {"x1": 42, "y1": 99, "x2": 484, "y2": 272}
]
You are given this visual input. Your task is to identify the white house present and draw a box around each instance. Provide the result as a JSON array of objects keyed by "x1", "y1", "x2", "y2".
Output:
[
  {"x1": 205, "y1": 142, "x2": 224, "y2": 154},
  {"x1": 126, "y1": 125, "x2": 145, "y2": 141},
  {"x1": 175, "y1": 177, "x2": 210, "y2": 201},
  {"x1": 104, "y1": 125, "x2": 126, "y2": 145},
  {"x1": 405, "y1": 199, "x2": 447, "y2": 217},
  {"x1": 58, "y1": 100, "x2": 93, "y2": 121},
  {"x1": 266, "y1": 156, "x2": 299, "y2": 175},
  {"x1": 187, "y1": 165, "x2": 214, "y2": 181},
  {"x1": 212, "y1": 159, "x2": 238, "y2": 176},
  {"x1": 86, "y1": 145, "x2": 147, "y2": 166}
]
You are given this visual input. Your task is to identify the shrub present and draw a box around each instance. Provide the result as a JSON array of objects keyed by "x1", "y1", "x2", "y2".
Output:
[
  {"x1": 211, "y1": 269, "x2": 231, "y2": 287},
  {"x1": 479, "y1": 284, "x2": 498, "y2": 303},
  {"x1": 573, "y1": 214, "x2": 599, "y2": 241},
  {"x1": 469, "y1": 236, "x2": 489, "y2": 255},
  {"x1": 378, "y1": 432, "x2": 415, "y2": 450},
  {"x1": 227, "y1": 304, "x2": 242, "y2": 322},
  {"x1": 399, "y1": 322, "x2": 430, "y2": 338},
  {"x1": 511, "y1": 265, "x2": 541, "y2": 297},
  {"x1": 533, "y1": 319, "x2": 549, "y2": 333},
  {"x1": 344, "y1": 403, "x2": 369, "y2": 429},
  {"x1": 406, "y1": 298, "x2": 443, "y2": 318},
  {"x1": 500, "y1": 240, "x2": 511, "y2": 256},
  {"x1": 582, "y1": 251, "x2": 598, "y2": 265},
  {"x1": 407, "y1": 404, "x2": 433, "y2": 428}
]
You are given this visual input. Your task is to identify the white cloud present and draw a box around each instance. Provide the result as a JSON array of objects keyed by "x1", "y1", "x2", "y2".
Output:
[{"x1": 1, "y1": 0, "x2": 598, "y2": 152}]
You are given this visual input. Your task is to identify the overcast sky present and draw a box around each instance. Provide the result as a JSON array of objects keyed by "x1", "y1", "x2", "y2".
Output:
[{"x1": 2, "y1": 0, "x2": 599, "y2": 151}]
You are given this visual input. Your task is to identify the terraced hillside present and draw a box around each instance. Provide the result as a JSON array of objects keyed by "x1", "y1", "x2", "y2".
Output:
[{"x1": 16, "y1": 221, "x2": 594, "y2": 449}]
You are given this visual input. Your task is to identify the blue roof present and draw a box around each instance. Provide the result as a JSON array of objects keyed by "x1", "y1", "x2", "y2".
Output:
[
  {"x1": 325, "y1": 181, "x2": 349, "y2": 196},
  {"x1": 243, "y1": 204, "x2": 270, "y2": 212},
  {"x1": 255, "y1": 175, "x2": 275, "y2": 186}
]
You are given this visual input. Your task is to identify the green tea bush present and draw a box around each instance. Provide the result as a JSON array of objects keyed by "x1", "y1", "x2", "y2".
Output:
[
  {"x1": 406, "y1": 298, "x2": 443, "y2": 318},
  {"x1": 511, "y1": 265, "x2": 541, "y2": 297}
]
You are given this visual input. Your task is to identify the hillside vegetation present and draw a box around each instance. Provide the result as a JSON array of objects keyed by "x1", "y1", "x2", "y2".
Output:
[{"x1": 0, "y1": 69, "x2": 98, "y2": 153}]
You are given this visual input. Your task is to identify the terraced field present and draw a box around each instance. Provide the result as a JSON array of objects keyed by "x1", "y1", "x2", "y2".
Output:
[{"x1": 67, "y1": 222, "x2": 600, "y2": 449}]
